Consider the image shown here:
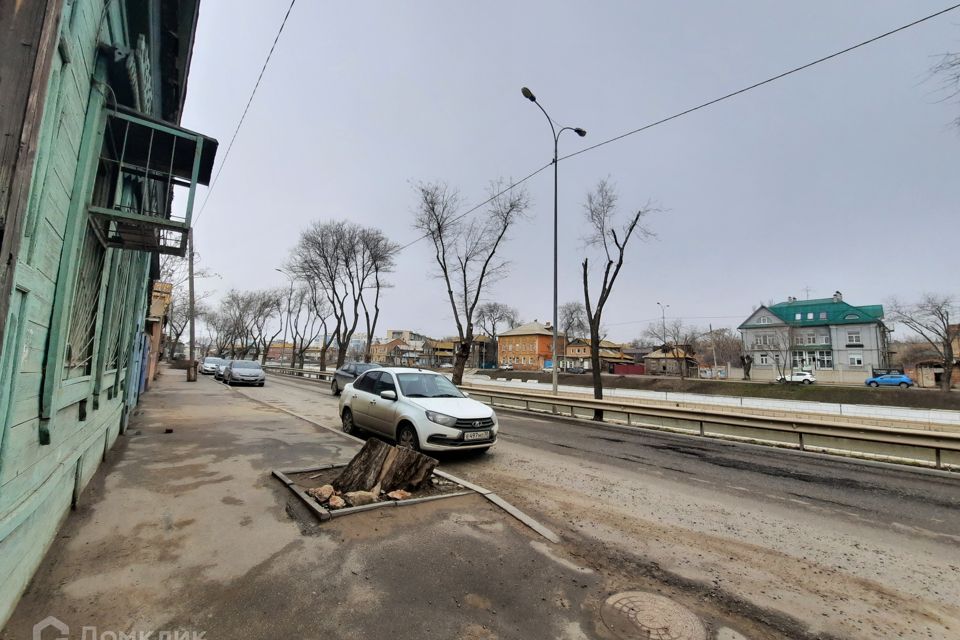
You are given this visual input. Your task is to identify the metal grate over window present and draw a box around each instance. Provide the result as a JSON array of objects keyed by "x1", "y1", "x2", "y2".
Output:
[{"x1": 63, "y1": 222, "x2": 107, "y2": 379}]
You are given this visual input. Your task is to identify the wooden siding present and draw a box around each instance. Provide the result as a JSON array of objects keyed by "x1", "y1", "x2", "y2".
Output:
[{"x1": 0, "y1": 0, "x2": 160, "y2": 626}]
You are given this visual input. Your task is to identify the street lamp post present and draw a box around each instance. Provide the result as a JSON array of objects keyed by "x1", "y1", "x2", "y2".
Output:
[
  {"x1": 657, "y1": 301, "x2": 670, "y2": 345},
  {"x1": 521, "y1": 86, "x2": 586, "y2": 395},
  {"x1": 275, "y1": 268, "x2": 294, "y2": 365}
]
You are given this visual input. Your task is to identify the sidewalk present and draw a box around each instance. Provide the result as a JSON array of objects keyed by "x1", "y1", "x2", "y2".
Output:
[{"x1": 1, "y1": 370, "x2": 599, "y2": 640}]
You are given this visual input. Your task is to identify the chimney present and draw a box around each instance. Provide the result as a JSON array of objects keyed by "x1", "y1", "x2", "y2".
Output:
[{"x1": 833, "y1": 291, "x2": 842, "y2": 302}]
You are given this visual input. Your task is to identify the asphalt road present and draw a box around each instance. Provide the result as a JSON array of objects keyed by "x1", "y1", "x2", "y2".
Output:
[
  {"x1": 466, "y1": 408, "x2": 960, "y2": 538},
  {"x1": 247, "y1": 373, "x2": 960, "y2": 639}
]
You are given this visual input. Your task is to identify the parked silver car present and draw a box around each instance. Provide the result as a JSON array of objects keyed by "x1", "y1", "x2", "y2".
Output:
[
  {"x1": 224, "y1": 360, "x2": 265, "y2": 386},
  {"x1": 199, "y1": 356, "x2": 222, "y2": 375},
  {"x1": 214, "y1": 359, "x2": 232, "y2": 380},
  {"x1": 338, "y1": 367, "x2": 497, "y2": 452},
  {"x1": 331, "y1": 362, "x2": 379, "y2": 396}
]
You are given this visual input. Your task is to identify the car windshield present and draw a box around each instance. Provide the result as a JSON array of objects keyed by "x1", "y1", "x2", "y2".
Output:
[
  {"x1": 233, "y1": 361, "x2": 261, "y2": 370},
  {"x1": 203, "y1": 357, "x2": 221, "y2": 364},
  {"x1": 396, "y1": 373, "x2": 464, "y2": 398}
]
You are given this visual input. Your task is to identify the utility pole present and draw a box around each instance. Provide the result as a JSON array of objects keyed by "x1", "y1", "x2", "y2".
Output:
[
  {"x1": 187, "y1": 232, "x2": 197, "y2": 382},
  {"x1": 709, "y1": 323, "x2": 719, "y2": 374},
  {"x1": 657, "y1": 301, "x2": 669, "y2": 345}
]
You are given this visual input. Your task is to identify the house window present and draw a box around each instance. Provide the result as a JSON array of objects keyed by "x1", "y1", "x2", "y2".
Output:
[
  {"x1": 820, "y1": 333, "x2": 830, "y2": 344},
  {"x1": 759, "y1": 353, "x2": 769, "y2": 365},
  {"x1": 819, "y1": 312, "x2": 827, "y2": 320},
  {"x1": 849, "y1": 352, "x2": 863, "y2": 367},
  {"x1": 795, "y1": 336, "x2": 803, "y2": 346},
  {"x1": 806, "y1": 335, "x2": 816, "y2": 345},
  {"x1": 847, "y1": 331, "x2": 861, "y2": 345},
  {"x1": 807, "y1": 312, "x2": 814, "y2": 320},
  {"x1": 792, "y1": 351, "x2": 805, "y2": 368},
  {"x1": 816, "y1": 350, "x2": 833, "y2": 369},
  {"x1": 795, "y1": 313, "x2": 801, "y2": 320},
  {"x1": 759, "y1": 316, "x2": 770, "y2": 324}
]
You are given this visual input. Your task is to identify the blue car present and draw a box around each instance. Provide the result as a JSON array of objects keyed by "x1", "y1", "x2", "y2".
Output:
[{"x1": 865, "y1": 373, "x2": 914, "y2": 388}]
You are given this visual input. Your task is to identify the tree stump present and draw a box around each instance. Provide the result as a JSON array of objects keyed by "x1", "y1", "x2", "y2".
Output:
[
  {"x1": 333, "y1": 438, "x2": 393, "y2": 493},
  {"x1": 376, "y1": 447, "x2": 438, "y2": 493},
  {"x1": 333, "y1": 439, "x2": 439, "y2": 494}
]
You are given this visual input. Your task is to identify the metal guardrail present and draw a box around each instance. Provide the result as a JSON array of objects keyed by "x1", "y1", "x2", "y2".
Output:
[
  {"x1": 263, "y1": 366, "x2": 960, "y2": 470},
  {"x1": 459, "y1": 384, "x2": 960, "y2": 470}
]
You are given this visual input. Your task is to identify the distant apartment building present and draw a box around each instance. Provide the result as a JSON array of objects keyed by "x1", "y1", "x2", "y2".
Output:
[
  {"x1": 738, "y1": 292, "x2": 890, "y2": 383},
  {"x1": 498, "y1": 321, "x2": 566, "y2": 370}
]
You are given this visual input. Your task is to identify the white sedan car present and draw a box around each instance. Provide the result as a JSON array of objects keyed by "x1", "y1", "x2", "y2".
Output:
[
  {"x1": 338, "y1": 367, "x2": 498, "y2": 452},
  {"x1": 777, "y1": 371, "x2": 816, "y2": 384}
]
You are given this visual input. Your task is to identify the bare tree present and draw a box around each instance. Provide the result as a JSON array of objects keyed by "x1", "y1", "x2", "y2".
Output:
[
  {"x1": 475, "y1": 302, "x2": 519, "y2": 338},
  {"x1": 248, "y1": 289, "x2": 285, "y2": 364},
  {"x1": 559, "y1": 301, "x2": 588, "y2": 341},
  {"x1": 414, "y1": 179, "x2": 530, "y2": 384},
  {"x1": 291, "y1": 221, "x2": 395, "y2": 368},
  {"x1": 358, "y1": 228, "x2": 400, "y2": 362},
  {"x1": 287, "y1": 286, "x2": 326, "y2": 369},
  {"x1": 932, "y1": 51, "x2": 960, "y2": 128},
  {"x1": 643, "y1": 319, "x2": 699, "y2": 379},
  {"x1": 889, "y1": 295, "x2": 958, "y2": 391},
  {"x1": 581, "y1": 179, "x2": 655, "y2": 418}
]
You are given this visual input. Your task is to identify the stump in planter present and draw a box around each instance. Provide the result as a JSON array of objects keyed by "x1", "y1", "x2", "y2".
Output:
[{"x1": 333, "y1": 438, "x2": 438, "y2": 494}]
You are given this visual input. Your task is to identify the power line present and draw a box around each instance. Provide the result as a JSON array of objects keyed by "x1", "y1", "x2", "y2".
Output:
[
  {"x1": 194, "y1": 0, "x2": 298, "y2": 224},
  {"x1": 558, "y1": 3, "x2": 960, "y2": 163},
  {"x1": 398, "y1": 3, "x2": 960, "y2": 253},
  {"x1": 397, "y1": 162, "x2": 553, "y2": 251}
]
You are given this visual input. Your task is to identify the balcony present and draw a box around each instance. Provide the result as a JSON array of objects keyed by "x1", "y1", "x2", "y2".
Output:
[{"x1": 87, "y1": 106, "x2": 217, "y2": 256}]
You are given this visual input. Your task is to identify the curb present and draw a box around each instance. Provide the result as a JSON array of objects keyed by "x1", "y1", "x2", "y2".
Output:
[{"x1": 229, "y1": 378, "x2": 561, "y2": 543}]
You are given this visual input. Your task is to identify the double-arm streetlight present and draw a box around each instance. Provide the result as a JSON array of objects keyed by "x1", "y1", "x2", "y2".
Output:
[
  {"x1": 521, "y1": 86, "x2": 586, "y2": 395},
  {"x1": 275, "y1": 267, "x2": 294, "y2": 364}
]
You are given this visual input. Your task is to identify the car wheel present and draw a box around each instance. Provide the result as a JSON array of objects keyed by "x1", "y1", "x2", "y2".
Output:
[
  {"x1": 341, "y1": 409, "x2": 356, "y2": 435},
  {"x1": 802, "y1": 379, "x2": 812, "y2": 385},
  {"x1": 899, "y1": 382, "x2": 909, "y2": 389},
  {"x1": 396, "y1": 423, "x2": 420, "y2": 451},
  {"x1": 331, "y1": 380, "x2": 340, "y2": 396},
  {"x1": 869, "y1": 382, "x2": 879, "y2": 388}
]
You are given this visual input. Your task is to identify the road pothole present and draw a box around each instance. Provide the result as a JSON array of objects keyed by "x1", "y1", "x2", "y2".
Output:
[{"x1": 600, "y1": 591, "x2": 707, "y2": 640}]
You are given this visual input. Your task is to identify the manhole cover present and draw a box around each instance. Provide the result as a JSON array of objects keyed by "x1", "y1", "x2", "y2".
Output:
[{"x1": 600, "y1": 591, "x2": 706, "y2": 640}]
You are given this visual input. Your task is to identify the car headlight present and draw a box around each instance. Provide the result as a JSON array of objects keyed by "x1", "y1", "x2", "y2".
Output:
[{"x1": 425, "y1": 410, "x2": 457, "y2": 427}]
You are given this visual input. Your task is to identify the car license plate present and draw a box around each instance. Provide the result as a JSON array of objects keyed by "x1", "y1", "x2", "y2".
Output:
[{"x1": 464, "y1": 430, "x2": 489, "y2": 441}]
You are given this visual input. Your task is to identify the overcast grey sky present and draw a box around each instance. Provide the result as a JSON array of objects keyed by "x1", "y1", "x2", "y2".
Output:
[{"x1": 181, "y1": 1, "x2": 959, "y2": 342}]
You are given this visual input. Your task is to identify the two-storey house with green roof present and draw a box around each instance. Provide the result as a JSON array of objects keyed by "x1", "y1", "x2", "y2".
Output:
[{"x1": 738, "y1": 292, "x2": 891, "y2": 383}]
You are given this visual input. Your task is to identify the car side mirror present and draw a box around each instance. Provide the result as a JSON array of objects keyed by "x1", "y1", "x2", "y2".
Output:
[{"x1": 380, "y1": 390, "x2": 397, "y2": 401}]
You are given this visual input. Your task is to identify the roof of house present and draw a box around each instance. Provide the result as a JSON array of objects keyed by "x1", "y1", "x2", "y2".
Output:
[
  {"x1": 499, "y1": 322, "x2": 559, "y2": 337},
  {"x1": 567, "y1": 338, "x2": 621, "y2": 349},
  {"x1": 644, "y1": 346, "x2": 697, "y2": 361},
  {"x1": 739, "y1": 298, "x2": 885, "y2": 330}
]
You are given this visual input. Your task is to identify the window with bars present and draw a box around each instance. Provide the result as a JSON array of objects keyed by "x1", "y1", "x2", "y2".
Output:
[{"x1": 63, "y1": 222, "x2": 107, "y2": 379}]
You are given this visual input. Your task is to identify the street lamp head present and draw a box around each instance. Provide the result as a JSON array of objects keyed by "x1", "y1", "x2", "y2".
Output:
[
  {"x1": 521, "y1": 86, "x2": 537, "y2": 102},
  {"x1": 574, "y1": 128, "x2": 587, "y2": 137}
]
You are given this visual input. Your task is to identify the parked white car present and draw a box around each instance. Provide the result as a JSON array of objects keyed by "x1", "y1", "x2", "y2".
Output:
[
  {"x1": 338, "y1": 367, "x2": 497, "y2": 453},
  {"x1": 777, "y1": 371, "x2": 816, "y2": 385}
]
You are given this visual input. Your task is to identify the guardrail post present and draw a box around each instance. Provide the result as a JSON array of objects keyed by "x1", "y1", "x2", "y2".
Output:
[
  {"x1": 936, "y1": 448, "x2": 942, "y2": 469},
  {"x1": 798, "y1": 431, "x2": 805, "y2": 451},
  {"x1": 699, "y1": 420, "x2": 704, "y2": 436}
]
